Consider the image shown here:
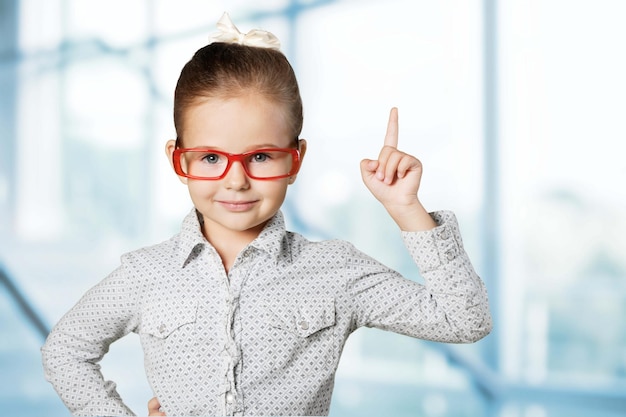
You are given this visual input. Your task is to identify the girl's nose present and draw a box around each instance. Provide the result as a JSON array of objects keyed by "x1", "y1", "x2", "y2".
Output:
[{"x1": 224, "y1": 161, "x2": 250, "y2": 190}]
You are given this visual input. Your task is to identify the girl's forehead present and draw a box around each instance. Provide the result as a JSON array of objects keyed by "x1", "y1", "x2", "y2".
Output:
[
  {"x1": 181, "y1": 95, "x2": 293, "y2": 149},
  {"x1": 185, "y1": 93, "x2": 290, "y2": 120}
]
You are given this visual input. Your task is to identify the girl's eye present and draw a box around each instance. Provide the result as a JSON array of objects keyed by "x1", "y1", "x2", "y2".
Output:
[
  {"x1": 252, "y1": 153, "x2": 270, "y2": 162},
  {"x1": 202, "y1": 153, "x2": 221, "y2": 164}
]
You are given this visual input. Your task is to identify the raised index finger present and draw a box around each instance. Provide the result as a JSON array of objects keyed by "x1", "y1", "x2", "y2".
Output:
[{"x1": 384, "y1": 107, "x2": 399, "y2": 148}]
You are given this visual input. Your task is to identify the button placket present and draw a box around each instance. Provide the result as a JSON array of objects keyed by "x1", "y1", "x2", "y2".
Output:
[{"x1": 222, "y1": 253, "x2": 253, "y2": 416}]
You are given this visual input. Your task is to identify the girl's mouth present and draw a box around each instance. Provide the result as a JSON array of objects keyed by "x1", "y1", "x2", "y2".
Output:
[{"x1": 218, "y1": 200, "x2": 258, "y2": 211}]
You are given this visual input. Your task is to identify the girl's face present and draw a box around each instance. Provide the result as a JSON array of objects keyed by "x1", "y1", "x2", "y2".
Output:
[{"x1": 167, "y1": 93, "x2": 306, "y2": 244}]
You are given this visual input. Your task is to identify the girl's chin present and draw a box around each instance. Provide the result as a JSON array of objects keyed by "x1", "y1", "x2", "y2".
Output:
[{"x1": 200, "y1": 214, "x2": 272, "y2": 235}]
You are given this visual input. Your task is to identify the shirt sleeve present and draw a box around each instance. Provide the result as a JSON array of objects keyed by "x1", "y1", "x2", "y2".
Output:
[
  {"x1": 41, "y1": 262, "x2": 141, "y2": 416},
  {"x1": 347, "y1": 210, "x2": 493, "y2": 343}
]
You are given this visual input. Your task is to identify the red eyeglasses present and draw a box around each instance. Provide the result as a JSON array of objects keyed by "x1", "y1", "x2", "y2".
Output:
[{"x1": 173, "y1": 147, "x2": 301, "y2": 180}]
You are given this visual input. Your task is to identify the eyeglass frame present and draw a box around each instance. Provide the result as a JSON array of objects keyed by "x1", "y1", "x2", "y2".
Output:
[{"x1": 172, "y1": 143, "x2": 302, "y2": 181}]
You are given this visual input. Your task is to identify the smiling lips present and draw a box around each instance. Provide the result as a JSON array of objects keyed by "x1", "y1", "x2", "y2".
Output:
[{"x1": 217, "y1": 200, "x2": 259, "y2": 212}]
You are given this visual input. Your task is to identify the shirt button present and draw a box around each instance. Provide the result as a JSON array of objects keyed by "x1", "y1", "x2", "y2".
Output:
[
  {"x1": 299, "y1": 321, "x2": 309, "y2": 330},
  {"x1": 226, "y1": 392, "x2": 235, "y2": 404},
  {"x1": 158, "y1": 324, "x2": 166, "y2": 334},
  {"x1": 446, "y1": 250, "x2": 455, "y2": 261},
  {"x1": 438, "y1": 228, "x2": 450, "y2": 240}
]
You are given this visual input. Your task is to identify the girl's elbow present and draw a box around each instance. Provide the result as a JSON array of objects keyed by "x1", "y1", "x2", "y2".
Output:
[
  {"x1": 463, "y1": 314, "x2": 493, "y2": 343},
  {"x1": 471, "y1": 321, "x2": 493, "y2": 343},
  {"x1": 452, "y1": 306, "x2": 493, "y2": 343}
]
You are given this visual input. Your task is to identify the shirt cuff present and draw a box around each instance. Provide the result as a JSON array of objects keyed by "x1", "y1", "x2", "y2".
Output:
[{"x1": 400, "y1": 210, "x2": 463, "y2": 273}]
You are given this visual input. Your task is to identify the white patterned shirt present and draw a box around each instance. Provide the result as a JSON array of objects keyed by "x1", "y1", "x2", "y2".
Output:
[{"x1": 41, "y1": 209, "x2": 492, "y2": 416}]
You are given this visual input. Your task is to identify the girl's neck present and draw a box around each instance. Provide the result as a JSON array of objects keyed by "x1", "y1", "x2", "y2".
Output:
[{"x1": 202, "y1": 222, "x2": 264, "y2": 273}]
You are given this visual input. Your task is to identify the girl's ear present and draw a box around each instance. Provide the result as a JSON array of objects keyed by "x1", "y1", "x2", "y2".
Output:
[
  {"x1": 165, "y1": 139, "x2": 188, "y2": 185},
  {"x1": 298, "y1": 138, "x2": 307, "y2": 160},
  {"x1": 289, "y1": 138, "x2": 307, "y2": 184}
]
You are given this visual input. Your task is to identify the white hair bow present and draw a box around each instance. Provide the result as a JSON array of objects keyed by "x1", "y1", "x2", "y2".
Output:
[{"x1": 208, "y1": 12, "x2": 281, "y2": 51}]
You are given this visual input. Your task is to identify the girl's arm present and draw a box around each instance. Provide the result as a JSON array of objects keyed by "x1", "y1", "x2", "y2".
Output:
[
  {"x1": 345, "y1": 211, "x2": 492, "y2": 343},
  {"x1": 41, "y1": 265, "x2": 139, "y2": 416},
  {"x1": 353, "y1": 108, "x2": 492, "y2": 342}
]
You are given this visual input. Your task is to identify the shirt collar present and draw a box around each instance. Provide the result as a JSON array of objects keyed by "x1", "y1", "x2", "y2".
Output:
[
  {"x1": 248, "y1": 210, "x2": 287, "y2": 263},
  {"x1": 177, "y1": 209, "x2": 209, "y2": 267},
  {"x1": 176, "y1": 208, "x2": 288, "y2": 268}
]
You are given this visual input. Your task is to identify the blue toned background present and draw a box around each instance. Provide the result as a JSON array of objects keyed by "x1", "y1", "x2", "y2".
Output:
[{"x1": 1, "y1": 0, "x2": 625, "y2": 416}]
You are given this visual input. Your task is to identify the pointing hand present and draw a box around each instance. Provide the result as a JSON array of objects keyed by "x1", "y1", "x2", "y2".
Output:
[{"x1": 360, "y1": 108, "x2": 435, "y2": 231}]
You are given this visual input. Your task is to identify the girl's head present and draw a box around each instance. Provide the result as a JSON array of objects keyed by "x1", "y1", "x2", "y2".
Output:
[
  {"x1": 174, "y1": 42, "x2": 303, "y2": 145},
  {"x1": 166, "y1": 16, "x2": 307, "y2": 247}
]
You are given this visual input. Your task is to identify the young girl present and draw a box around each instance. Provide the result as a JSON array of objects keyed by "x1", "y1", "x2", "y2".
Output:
[{"x1": 42, "y1": 13, "x2": 492, "y2": 417}]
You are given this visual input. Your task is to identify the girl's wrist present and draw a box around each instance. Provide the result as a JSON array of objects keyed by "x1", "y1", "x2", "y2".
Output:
[{"x1": 385, "y1": 201, "x2": 437, "y2": 232}]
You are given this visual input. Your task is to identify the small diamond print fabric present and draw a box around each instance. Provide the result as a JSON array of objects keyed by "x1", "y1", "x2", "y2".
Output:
[{"x1": 41, "y1": 209, "x2": 492, "y2": 416}]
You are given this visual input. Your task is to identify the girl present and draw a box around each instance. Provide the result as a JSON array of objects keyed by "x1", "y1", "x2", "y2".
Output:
[{"x1": 42, "y1": 13, "x2": 492, "y2": 417}]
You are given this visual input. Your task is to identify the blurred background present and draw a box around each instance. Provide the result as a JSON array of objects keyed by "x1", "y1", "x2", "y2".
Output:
[{"x1": 1, "y1": 0, "x2": 625, "y2": 416}]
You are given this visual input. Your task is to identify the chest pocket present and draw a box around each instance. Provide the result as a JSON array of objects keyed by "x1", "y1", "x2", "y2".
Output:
[
  {"x1": 141, "y1": 298, "x2": 198, "y2": 339},
  {"x1": 265, "y1": 297, "x2": 335, "y2": 338}
]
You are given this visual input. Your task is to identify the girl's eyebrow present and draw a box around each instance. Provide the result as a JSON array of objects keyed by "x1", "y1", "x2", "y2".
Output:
[
  {"x1": 185, "y1": 143, "x2": 288, "y2": 152},
  {"x1": 247, "y1": 143, "x2": 287, "y2": 149}
]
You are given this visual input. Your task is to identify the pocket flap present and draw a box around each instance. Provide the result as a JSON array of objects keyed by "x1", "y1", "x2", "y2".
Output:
[
  {"x1": 142, "y1": 299, "x2": 197, "y2": 339},
  {"x1": 266, "y1": 297, "x2": 335, "y2": 338}
]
